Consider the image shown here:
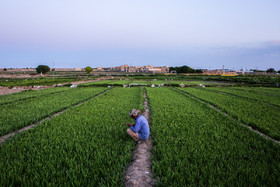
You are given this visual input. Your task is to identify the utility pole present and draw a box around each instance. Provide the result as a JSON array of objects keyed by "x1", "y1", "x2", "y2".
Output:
[{"x1": 53, "y1": 61, "x2": 55, "y2": 79}]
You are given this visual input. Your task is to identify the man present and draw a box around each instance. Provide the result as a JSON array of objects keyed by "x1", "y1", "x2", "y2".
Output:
[{"x1": 127, "y1": 109, "x2": 150, "y2": 142}]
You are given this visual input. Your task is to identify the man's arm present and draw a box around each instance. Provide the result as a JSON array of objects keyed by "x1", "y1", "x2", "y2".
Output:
[
  {"x1": 130, "y1": 120, "x2": 140, "y2": 133},
  {"x1": 127, "y1": 123, "x2": 135, "y2": 127}
]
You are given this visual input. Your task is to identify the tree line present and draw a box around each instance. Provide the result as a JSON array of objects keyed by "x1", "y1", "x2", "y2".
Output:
[{"x1": 169, "y1": 66, "x2": 203, "y2": 73}]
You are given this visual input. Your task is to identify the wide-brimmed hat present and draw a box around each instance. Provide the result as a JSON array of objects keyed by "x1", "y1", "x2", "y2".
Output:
[{"x1": 129, "y1": 109, "x2": 141, "y2": 117}]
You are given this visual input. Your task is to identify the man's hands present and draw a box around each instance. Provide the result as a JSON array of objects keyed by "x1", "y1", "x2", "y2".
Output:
[{"x1": 127, "y1": 123, "x2": 135, "y2": 127}]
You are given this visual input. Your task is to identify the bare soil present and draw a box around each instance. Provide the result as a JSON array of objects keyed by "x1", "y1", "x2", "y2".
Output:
[{"x1": 125, "y1": 88, "x2": 157, "y2": 187}]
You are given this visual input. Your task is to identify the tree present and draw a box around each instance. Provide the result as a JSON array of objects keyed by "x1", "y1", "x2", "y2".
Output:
[
  {"x1": 36, "y1": 65, "x2": 50, "y2": 74},
  {"x1": 278, "y1": 70, "x2": 280, "y2": 74},
  {"x1": 3, "y1": 68, "x2": 7, "y2": 71},
  {"x1": 266, "y1": 68, "x2": 276, "y2": 74},
  {"x1": 195, "y1": 69, "x2": 203, "y2": 73},
  {"x1": 169, "y1": 65, "x2": 197, "y2": 73},
  {"x1": 85, "y1": 66, "x2": 93, "y2": 74}
]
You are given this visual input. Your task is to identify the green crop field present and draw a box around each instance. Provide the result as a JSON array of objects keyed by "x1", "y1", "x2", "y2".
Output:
[
  {"x1": 79, "y1": 80, "x2": 131, "y2": 87},
  {"x1": 0, "y1": 85, "x2": 279, "y2": 186},
  {"x1": 129, "y1": 80, "x2": 150, "y2": 85},
  {"x1": 147, "y1": 87, "x2": 280, "y2": 186},
  {"x1": 178, "y1": 87, "x2": 280, "y2": 140},
  {"x1": 0, "y1": 87, "x2": 71, "y2": 105},
  {"x1": 0, "y1": 87, "x2": 108, "y2": 136},
  {"x1": 0, "y1": 77, "x2": 77, "y2": 87}
]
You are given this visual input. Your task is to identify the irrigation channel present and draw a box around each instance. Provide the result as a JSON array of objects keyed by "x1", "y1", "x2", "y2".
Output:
[
  {"x1": 0, "y1": 88, "x2": 112, "y2": 144},
  {"x1": 125, "y1": 87, "x2": 157, "y2": 187},
  {"x1": 173, "y1": 88, "x2": 280, "y2": 145}
]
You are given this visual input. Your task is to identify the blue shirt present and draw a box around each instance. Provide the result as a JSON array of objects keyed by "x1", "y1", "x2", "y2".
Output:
[{"x1": 130, "y1": 115, "x2": 150, "y2": 140}]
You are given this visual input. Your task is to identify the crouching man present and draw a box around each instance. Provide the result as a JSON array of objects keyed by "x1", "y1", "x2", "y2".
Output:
[{"x1": 127, "y1": 109, "x2": 150, "y2": 142}]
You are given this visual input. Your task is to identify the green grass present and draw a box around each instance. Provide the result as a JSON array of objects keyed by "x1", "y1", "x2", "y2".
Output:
[
  {"x1": 179, "y1": 87, "x2": 280, "y2": 140},
  {"x1": 0, "y1": 87, "x2": 108, "y2": 136},
  {"x1": 167, "y1": 80, "x2": 226, "y2": 86},
  {"x1": 0, "y1": 87, "x2": 144, "y2": 186},
  {"x1": 150, "y1": 80, "x2": 168, "y2": 85},
  {"x1": 79, "y1": 80, "x2": 130, "y2": 86},
  {"x1": 0, "y1": 87, "x2": 70, "y2": 105},
  {"x1": 0, "y1": 77, "x2": 77, "y2": 87},
  {"x1": 147, "y1": 87, "x2": 280, "y2": 186},
  {"x1": 205, "y1": 87, "x2": 280, "y2": 107},
  {"x1": 129, "y1": 80, "x2": 150, "y2": 85}
]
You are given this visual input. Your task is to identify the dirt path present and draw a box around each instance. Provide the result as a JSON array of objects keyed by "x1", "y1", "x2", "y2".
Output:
[
  {"x1": 124, "y1": 88, "x2": 157, "y2": 187},
  {"x1": 0, "y1": 88, "x2": 112, "y2": 144},
  {"x1": 174, "y1": 88, "x2": 280, "y2": 145}
]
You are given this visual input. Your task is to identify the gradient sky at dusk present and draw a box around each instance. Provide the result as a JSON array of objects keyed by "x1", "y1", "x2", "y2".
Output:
[{"x1": 1, "y1": 0, "x2": 280, "y2": 70}]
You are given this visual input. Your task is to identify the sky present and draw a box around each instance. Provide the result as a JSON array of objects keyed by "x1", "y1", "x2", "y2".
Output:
[{"x1": 0, "y1": 0, "x2": 280, "y2": 70}]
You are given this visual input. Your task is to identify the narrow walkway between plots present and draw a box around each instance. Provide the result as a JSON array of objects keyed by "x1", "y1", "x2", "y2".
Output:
[
  {"x1": 0, "y1": 88, "x2": 111, "y2": 144},
  {"x1": 174, "y1": 88, "x2": 280, "y2": 145},
  {"x1": 125, "y1": 88, "x2": 157, "y2": 187}
]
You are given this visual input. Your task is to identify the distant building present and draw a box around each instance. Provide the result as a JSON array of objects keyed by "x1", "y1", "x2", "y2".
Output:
[
  {"x1": 108, "y1": 65, "x2": 169, "y2": 73},
  {"x1": 94, "y1": 67, "x2": 104, "y2": 71},
  {"x1": 142, "y1": 65, "x2": 169, "y2": 73}
]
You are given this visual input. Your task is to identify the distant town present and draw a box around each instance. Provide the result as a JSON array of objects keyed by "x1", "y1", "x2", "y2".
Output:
[{"x1": 1, "y1": 64, "x2": 279, "y2": 75}]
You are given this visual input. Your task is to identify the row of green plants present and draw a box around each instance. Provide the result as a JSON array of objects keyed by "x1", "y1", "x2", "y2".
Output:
[
  {"x1": 146, "y1": 87, "x2": 280, "y2": 186},
  {"x1": 168, "y1": 80, "x2": 227, "y2": 86},
  {"x1": 80, "y1": 79, "x2": 228, "y2": 87},
  {"x1": 178, "y1": 74, "x2": 280, "y2": 85},
  {"x1": 78, "y1": 80, "x2": 130, "y2": 87},
  {"x1": 114, "y1": 74, "x2": 280, "y2": 85},
  {"x1": 0, "y1": 87, "x2": 108, "y2": 136},
  {"x1": 79, "y1": 79, "x2": 152, "y2": 87},
  {"x1": 0, "y1": 77, "x2": 77, "y2": 87},
  {"x1": 129, "y1": 80, "x2": 150, "y2": 85},
  {"x1": 179, "y1": 87, "x2": 280, "y2": 140},
  {"x1": 0, "y1": 87, "x2": 144, "y2": 186},
  {"x1": 233, "y1": 87, "x2": 280, "y2": 97},
  {"x1": 0, "y1": 87, "x2": 70, "y2": 105},
  {"x1": 205, "y1": 87, "x2": 280, "y2": 107}
]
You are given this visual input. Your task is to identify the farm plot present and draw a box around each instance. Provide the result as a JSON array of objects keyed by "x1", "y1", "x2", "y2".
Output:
[
  {"x1": 0, "y1": 87, "x2": 144, "y2": 186},
  {"x1": 0, "y1": 87, "x2": 108, "y2": 136},
  {"x1": 0, "y1": 77, "x2": 76, "y2": 87},
  {"x1": 79, "y1": 80, "x2": 130, "y2": 86},
  {"x1": 129, "y1": 80, "x2": 150, "y2": 85},
  {"x1": 113, "y1": 80, "x2": 131, "y2": 84},
  {"x1": 179, "y1": 87, "x2": 280, "y2": 140},
  {"x1": 150, "y1": 80, "x2": 168, "y2": 86},
  {"x1": 233, "y1": 87, "x2": 280, "y2": 98},
  {"x1": 0, "y1": 87, "x2": 70, "y2": 105},
  {"x1": 146, "y1": 87, "x2": 280, "y2": 186},
  {"x1": 205, "y1": 87, "x2": 280, "y2": 107},
  {"x1": 167, "y1": 80, "x2": 224, "y2": 86}
]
